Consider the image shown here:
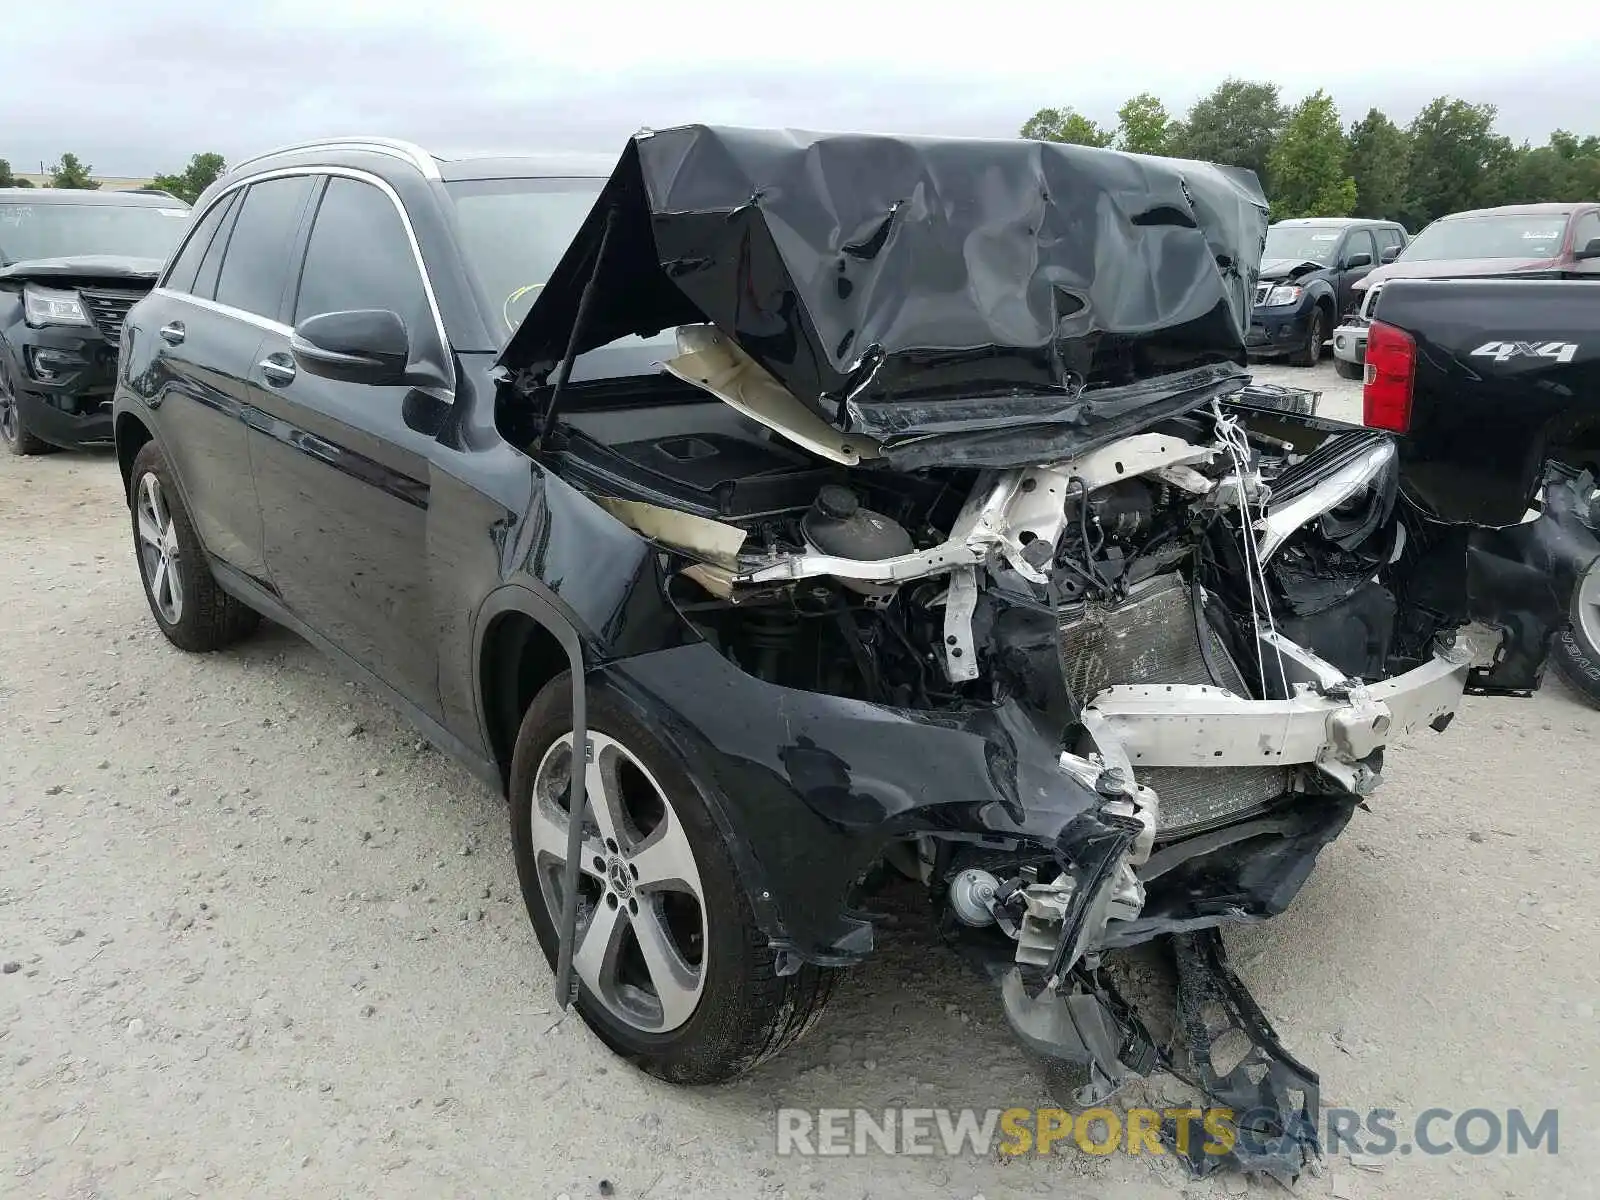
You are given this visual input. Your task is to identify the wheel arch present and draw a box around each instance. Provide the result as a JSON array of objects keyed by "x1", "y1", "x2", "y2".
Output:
[
  {"x1": 115, "y1": 410, "x2": 155, "y2": 502},
  {"x1": 473, "y1": 583, "x2": 587, "y2": 793}
]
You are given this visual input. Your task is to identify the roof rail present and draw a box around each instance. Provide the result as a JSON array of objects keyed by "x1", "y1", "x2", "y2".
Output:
[{"x1": 230, "y1": 137, "x2": 441, "y2": 180}]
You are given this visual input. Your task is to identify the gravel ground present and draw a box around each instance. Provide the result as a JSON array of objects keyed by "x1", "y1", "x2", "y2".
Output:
[{"x1": 3, "y1": 358, "x2": 1596, "y2": 1199}]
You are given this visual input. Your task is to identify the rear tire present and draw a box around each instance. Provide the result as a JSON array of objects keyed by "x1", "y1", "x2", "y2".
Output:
[
  {"x1": 509, "y1": 672, "x2": 836, "y2": 1083},
  {"x1": 1334, "y1": 356, "x2": 1364, "y2": 381},
  {"x1": 1288, "y1": 306, "x2": 1326, "y2": 367},
  {"x1": 1553, "y1": 560, "x2": 1600, "y2": 708},
  {"x1": 129, "y1": 441, "x2": 260, "y2": 651}
]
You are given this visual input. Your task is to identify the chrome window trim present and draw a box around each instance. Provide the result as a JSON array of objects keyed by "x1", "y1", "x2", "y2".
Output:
[
  {"x1": 231, "y1": 138, "x2": 440, "y2": 180},
  {"x1": 157, "y1": 165, "x2": 455, "y2": 399},
  {"x1": 152, "y1": 288, "x2": 293, "y2": 336}
]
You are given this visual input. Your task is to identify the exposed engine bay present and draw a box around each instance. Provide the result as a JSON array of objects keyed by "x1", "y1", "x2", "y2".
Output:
[{"x1": 533, "y1": 340, "x2": 1488, "y2": 1176}]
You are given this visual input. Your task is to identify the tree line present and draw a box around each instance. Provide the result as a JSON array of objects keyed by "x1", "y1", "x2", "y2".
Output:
[
  {"x1": 0, "y1": 152, "x2": 227, "y2": 204},
  {"x1": 1021, "y1": 79, "x2": 1600, "y2": 229}
]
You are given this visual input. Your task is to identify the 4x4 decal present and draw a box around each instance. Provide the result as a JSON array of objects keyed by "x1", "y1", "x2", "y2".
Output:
[{"x1": 1470, "y1": 340, "x2": 1580, "y2": 364}]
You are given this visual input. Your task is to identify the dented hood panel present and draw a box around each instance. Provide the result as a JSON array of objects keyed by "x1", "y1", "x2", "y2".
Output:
[
  {"x1": 502, "y1": 125, "x2": 1269, "y2": 463},
  {"x1": 0, "y1": 254, "x2": 164, "y2": 287}
]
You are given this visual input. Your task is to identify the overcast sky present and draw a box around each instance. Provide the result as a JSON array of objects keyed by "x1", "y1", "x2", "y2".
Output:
[{"x1": 7, "y1": 0, "x2": 1598, "y2": 176}]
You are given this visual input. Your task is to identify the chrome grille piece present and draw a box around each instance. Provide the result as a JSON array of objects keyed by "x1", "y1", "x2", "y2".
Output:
[
  {"x1": 78, "y1": 288, "x2": 141, "y2": 344},
  {"x1": 1060, "y1": 573, "x2": 1290, "y2": 838}
]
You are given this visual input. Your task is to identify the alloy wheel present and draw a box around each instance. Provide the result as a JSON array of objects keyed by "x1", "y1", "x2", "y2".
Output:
[
  {"x1": 1578, "y1": 560, "x2": 1600, "y2": 657},
  {"x1": 0, "y1": 372, "x2": 17, "y2": 446},
  {"x1": 530, "y1": 731, "x2": 707, "y2": 1033},
  {"x1": 135, "y1": 472, "x2": 185, "y2": 624}
]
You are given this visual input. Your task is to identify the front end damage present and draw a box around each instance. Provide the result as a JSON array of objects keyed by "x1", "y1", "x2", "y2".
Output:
[{"x1": 495, "y1": 126, "x2": 1600, "y2": 1180}]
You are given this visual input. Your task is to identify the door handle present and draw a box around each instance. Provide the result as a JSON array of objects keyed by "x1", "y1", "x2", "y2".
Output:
[
  {"x1": 159, "y1": 321, "x2": 185, "y2": 345},
  {"x1": 258, "y1": 356, "x2": 296, "y2": 386}
]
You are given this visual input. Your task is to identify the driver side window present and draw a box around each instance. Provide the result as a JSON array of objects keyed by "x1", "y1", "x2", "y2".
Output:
[
  {"x1": 1572, "y1": 211, "x2": 1600, "y2": 252},
  {"x1": 292, "y1": 177, "x2": 431, "y2": 345}
]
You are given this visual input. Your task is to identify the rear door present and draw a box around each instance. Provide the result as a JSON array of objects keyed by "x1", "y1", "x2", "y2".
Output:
[
  {"x1": 131, "y1": 177, "x2": 314, "y2": 579},
  {"x1": 244, "y1": 172, "x2": 451, "y2": 716},
  {"x1": 1335, "y1": 229, "x2": 1377, "y2": 316}
]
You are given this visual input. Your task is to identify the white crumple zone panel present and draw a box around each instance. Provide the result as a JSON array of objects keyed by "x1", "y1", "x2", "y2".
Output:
[{"x1": 662, "y1": 325, "x2": 882, "y2": 466}]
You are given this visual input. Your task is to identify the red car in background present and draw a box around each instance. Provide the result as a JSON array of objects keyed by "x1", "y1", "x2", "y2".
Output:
[{"x1": 1332, "y1": 202, "x2": 1600, "y2": 377}]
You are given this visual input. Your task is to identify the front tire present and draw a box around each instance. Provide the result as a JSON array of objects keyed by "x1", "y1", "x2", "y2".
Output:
[
  {"x1": 129, "y1": 441, "x2": 260, "y2": 651},
  {"x1": 509, "y1": 673, "x2": 835, "y2": 1083},
  {"x1": 1553, "y1": 560, "x2": 1600, "y2": 708},
  {"x1": 1288, "y1": 306, "x2": 1326, "y2": 367},
  {"x1": 0, "y1": 352, "x2": 55, "y2": 456},
  {"x1": 1333, "y1": 356, "x2": 1364, "y2": 381}
]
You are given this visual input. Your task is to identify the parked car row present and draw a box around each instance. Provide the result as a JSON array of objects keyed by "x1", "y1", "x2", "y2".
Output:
[
  {"x1": 1332, "y1": 201, "x2": 1600, "y2": 378},
  {"x1": 1245, "y1": 201, "x2": 1600, "y2": 381},
  {"x1": 4, "y1": 134, "x2": 1598, "y2": 1162}
]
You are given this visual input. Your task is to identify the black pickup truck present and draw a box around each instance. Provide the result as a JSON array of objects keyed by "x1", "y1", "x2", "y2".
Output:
[{"x1": 1362, "y1": 276, "x2": 1600, "y2": 704}]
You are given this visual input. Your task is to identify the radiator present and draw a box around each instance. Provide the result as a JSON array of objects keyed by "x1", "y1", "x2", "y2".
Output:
[{"x1": 1059, "y1": 573, "x2": 1290, "y2": 838}]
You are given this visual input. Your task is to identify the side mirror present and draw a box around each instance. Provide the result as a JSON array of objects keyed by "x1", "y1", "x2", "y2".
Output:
[
  {"x1": 290, "y1": 309, "x2": 410, "y2": 385},
  {"x1": 1575, "y1": 237, "x2": 1600, "y2": 262},
  {"x1": 1343, "y1": 252, "x2": 1373, "y2": 270},
  {"x1": 1380, "y1": 244, "x2": 1402, "y2": 264}
]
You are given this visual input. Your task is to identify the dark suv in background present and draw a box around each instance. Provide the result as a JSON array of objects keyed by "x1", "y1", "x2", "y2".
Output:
[
  {"x1": 1247, "y1": 216, "x2": 1406, "y2": 366},
  {"x1": 1, "y1": 188, "x2": 190, "y2": 453}
]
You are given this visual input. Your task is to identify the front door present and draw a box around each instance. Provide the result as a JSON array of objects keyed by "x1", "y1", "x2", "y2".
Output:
[
  {"x1": 244, "y1": 173, "x2": 453, "y2": 716},
  {"x1": 1335, "y1": 229, "x2": 1377, "y2": 316}
]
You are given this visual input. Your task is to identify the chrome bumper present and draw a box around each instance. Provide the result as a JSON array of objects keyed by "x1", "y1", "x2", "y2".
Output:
[{"x1": 1332, "y1": 320, "x2": 1369, "y2": 364}]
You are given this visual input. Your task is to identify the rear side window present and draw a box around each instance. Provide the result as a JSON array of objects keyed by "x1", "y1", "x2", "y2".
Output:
[
  {"x1": 1343, "y1": 229, "x2": 1376, "y2": 266},
  {"x1": 293, "y1": 177, "x2": 431, "y2": 340},
  {"x1": 163, "y1": 191, "x2": 238, "y2": 295},
  {"x1": 215, "y1": 176, "x2": 315, "y2": 320},
  {"x1": 1378, "y1": 226, "x2": 1404, "y2": 250}
]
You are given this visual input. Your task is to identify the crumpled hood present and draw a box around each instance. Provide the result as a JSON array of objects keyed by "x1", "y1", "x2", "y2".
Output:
[
  {"x1": 1257, "y1": 258, "x2": 1326, "y2": 281},
  {"x1": 0, "y1": 254, "x2": 165, "y2": 287},
  {"x1": 502, "y1": 125, "x2": 1269, "y2": 465},
  {"x1": 1356, "y1": 255, "x2": 1560, "y2": 292}
]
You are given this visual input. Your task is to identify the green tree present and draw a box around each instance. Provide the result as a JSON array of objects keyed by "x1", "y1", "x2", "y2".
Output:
[
  {"x1": 1116, "y1": 93, "x2": 1173, "y2": 155},
  {"x1": 1020, "y1": 107, "x2": 1114, "y2": 148},
  {"x1": 1402, "y1": 98, "x2": 1508, "y2": 226},
  {"x1": 1180, "y1": 78, "x2": 1288, "y2": 188},
  {"x1": 48, "y1": 153, "x2": 100, "y2": 190},
  {"x1": 0, "y1": 158, "x2": 31, "y2": 187},
  {"x1": 1267, "y1": 91, "x2": 1356, "y2": 218},
  {"x1": 150, "y1": 152, "x2": 227, "y2": 205},
  {"x1": 1346, "y1": 109, "x2": 1410, "y2": 221}
]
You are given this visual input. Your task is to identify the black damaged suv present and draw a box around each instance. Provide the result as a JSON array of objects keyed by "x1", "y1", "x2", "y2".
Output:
[
  {"x1": 1, "y1": 188, "x2": 189, "y2": 453},
  {"x1": 113, "y1": 131, "x2": 1595, "y2": 1119}
]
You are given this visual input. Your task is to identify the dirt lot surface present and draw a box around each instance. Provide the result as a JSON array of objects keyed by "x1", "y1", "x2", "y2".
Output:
[{"x1": 3, "y1": 360, "x2": 1596, "y2": 1199}]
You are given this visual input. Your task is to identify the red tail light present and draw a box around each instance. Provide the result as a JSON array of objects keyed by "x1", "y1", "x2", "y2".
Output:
[{"x1": 1363, "y1": 320, "x2": 1415, "y2": 433}]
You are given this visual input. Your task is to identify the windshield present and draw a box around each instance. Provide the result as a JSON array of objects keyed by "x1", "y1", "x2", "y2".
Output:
[
  {"x1": 0, "y1": 200, "x2": 190, "y2": 265},
  {"x1": 1402, "y1": 214, "x2": 1571, "y2": 261},
  {"x1": 446, "y1": 177, "x2": 674, "y2": 364},
  {"x1": 1263, "y1": 225, "x2": 1344, "y2": 264}
]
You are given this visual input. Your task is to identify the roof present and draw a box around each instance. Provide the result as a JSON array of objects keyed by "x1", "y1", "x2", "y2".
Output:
[
  {"x1": 434, "y1": 153, "x2": 615, "y2": 181},
  {"x1": 228, "y1": 137, "x2": 613, "y2": 185},
  {"x1": 0, "y1": 187, "x2": 185, "y2": 207},
  {"x1": 1270, "y1": 216, "x2": 1397, "y2": 228},
  {"x1": 1440, "y1": 202, "x2": 1588, "y2": 220}
]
